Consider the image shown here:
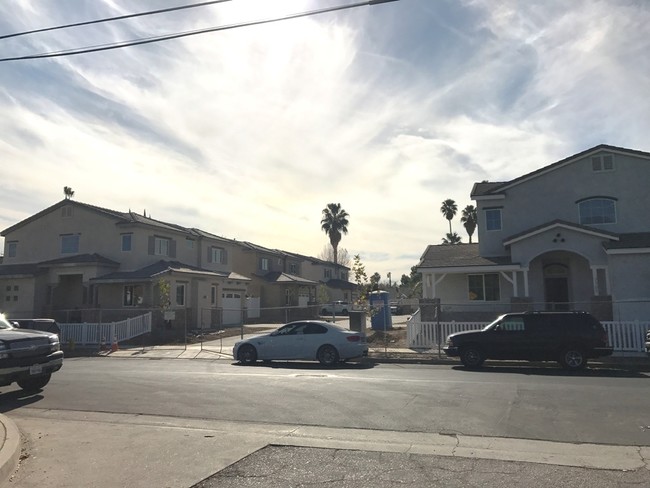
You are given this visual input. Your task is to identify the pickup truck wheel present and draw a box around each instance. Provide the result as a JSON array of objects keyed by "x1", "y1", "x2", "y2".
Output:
[
  {"x1": 17, "y1": 374, "x2": 51, "y2": 392},
  {"x1": 460, "y1": 347, "x2": 484, "y2": 369},
  {"x1": 559, "y1": 348, "x2": 586, "y2": 370}
]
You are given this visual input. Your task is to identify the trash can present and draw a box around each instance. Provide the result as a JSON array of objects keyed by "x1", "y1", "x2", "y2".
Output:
[
  {"x1": 370, "y1": 291, "x2": 392, "y2": 331},
  {"x1": 348, "y1": 310, "x2": 366, "y2": 333}
]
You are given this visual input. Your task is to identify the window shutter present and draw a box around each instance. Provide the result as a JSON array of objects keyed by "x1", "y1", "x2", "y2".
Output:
[
  {"x1": 170, "y1": 240, "x2": 177, "y2": 258},
  {"x1": 221, "y1": 249, "x2": 227, "y2": 264},
  {"x1": 148, "y1": 236, "x2": 155, "y2": 255},
  {"x1": 207, "y1": 247, "x2": 212, "y2": 263}
]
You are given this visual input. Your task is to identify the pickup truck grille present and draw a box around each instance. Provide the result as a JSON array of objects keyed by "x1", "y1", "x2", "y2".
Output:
[{"x1": 8, "y1": 338, "x2": 52, "y2": 357}]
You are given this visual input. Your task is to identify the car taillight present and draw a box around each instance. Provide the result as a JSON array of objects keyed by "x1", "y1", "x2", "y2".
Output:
[{"x1": 347, "y1": 335, "x2": 361, "y2": 342}]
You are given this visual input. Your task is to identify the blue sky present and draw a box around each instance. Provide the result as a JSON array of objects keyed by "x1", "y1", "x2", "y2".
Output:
[{"x1": 1, "y1": 0, "x2": 649, "y2": 281}]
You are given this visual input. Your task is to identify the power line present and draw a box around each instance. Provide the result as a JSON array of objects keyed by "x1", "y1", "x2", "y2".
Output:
[
  {"x1": 0, "y1": 0, "x2": 233, "y2": 40},
  {"x1": 0, "y1": 0, "x2": 398, "y2": 63}
]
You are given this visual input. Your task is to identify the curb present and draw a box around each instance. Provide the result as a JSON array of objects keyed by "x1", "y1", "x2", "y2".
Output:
[{"x1": 0, "y1": 414, "x2": 21, "y2": 486}]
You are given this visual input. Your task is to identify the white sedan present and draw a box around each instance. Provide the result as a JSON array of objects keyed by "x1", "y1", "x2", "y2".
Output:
[{"x1": 233, "y1": 320, "x2": 368, "y2": 366}]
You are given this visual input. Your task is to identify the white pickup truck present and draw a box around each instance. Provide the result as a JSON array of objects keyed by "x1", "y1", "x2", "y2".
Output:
[{"x1": 320, "y1": 301, "x2": 350, "y2": 316}]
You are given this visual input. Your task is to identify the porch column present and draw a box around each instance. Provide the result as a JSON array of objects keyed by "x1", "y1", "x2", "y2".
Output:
[
  {"x1": 591, "y1": 267, "x2": 598, "y2": 295},
  {"x1": 523, "y1": 268, "x2": 529, "y2": 296}
]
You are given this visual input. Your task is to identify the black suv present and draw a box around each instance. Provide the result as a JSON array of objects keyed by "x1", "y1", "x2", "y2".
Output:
[
  {"x1": 0, "y1": 313, "x2": 63, "y2": 391},
  {"x1": 443, "y1": 311, "x2": 613, "y2": 370}
]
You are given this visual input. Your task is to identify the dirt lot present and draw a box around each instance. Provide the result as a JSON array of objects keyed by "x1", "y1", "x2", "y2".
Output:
[{"x1": 190, "y1": 326, "x2": 409, "y2": 349}]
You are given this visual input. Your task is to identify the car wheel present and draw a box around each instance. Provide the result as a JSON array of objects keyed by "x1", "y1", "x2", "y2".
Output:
[
  {"x1": 460, "y1": 347, "x2": 484, "y2": 369},
  {"x1": 237, "y1": 344, "x2": 258, "y2": 365},
  {"x1": 17, "y1": 374, "x2": 51, "y2": 392},
  {"x1": 560, "y1": 348, "x2": 586, "y2": 370},
  {"x1": 317, "y1": 345, "x2": 339, "y2": 367}
]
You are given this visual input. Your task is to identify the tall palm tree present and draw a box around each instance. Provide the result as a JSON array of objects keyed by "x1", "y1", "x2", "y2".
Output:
[
  {"x1": 440, "y1": 199, "x2": 457, "y2": 233},
  {"x1": 461, "y1": 205, "x2": 478, "y2": 243},
  {"x1": 442, "y1": 232, "x2": 462, "y2": 245},
  {"x1": 63, "y1": 186, "x2": 75, "y2": 199},
  {"x1": 321, "y1": 203, "x2": 349, "y2": 265}
]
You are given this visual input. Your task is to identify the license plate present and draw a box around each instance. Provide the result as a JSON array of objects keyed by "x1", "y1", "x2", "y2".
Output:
[{"x1": 29, "y1": 364, "x2": 43, "y2": 375}]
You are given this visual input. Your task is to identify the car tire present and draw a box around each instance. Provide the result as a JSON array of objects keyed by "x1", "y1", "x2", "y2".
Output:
[
  {"x1": 559, "y1": 348, "x2": 586, "y2": 370},
  {"x1": 237, "y1": 344, "x2": 258, "y2": 365},
  {"x1": 317, "y1": 345, "x2": 339, "y2": 367},
  {"x1": 17, "y1": 373, "x2": 51, "y2": 392},
  {"x1": 460, "y1": 346, "x2": 484, "y2": 369}
]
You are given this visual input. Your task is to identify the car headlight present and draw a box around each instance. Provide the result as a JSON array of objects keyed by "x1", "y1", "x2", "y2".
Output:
[{"x1": 49, "y1": 335, "x2": 61, "y2": 352}]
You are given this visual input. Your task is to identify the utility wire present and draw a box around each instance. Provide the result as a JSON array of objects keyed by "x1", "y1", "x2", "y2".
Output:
[
  {"x1": 0, "y1": 0, "x2": 398, "y2": 62},
  {"x1": 0, "y1": 0, "x2": 233, "y2": 40}
]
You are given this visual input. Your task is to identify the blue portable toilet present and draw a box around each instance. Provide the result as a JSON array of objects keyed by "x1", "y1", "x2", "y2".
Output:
[{"x1": 369, "y1": 291, "x2": 392, "y2": 330}]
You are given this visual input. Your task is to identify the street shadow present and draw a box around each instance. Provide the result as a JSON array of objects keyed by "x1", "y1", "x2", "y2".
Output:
[
  {"x1": 452, "y1": 364, "x2": 649, "y2": 378},
  {"x1": 232, "y1": 360, "x2": 375, "y2": 370},
  {"x1": 0, "y1": 388, "x2": 45, "y2": 413}
]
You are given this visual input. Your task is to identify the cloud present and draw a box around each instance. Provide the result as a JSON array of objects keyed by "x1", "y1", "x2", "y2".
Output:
[{"x1": 1, "y1": 0, "x2": 649, "y2": 281}]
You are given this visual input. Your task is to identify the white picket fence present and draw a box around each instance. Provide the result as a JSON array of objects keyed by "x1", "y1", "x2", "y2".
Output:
[
  {"x1": 59, "y1": 312, "x2": 152, "y2": 346},
  {"x1": 408, "y1": 316, "x2": 649, "y2": 355}
]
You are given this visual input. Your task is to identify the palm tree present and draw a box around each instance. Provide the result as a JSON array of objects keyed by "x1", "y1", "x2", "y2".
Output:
[
  {"x1": 442, "y1": 232, "x2": 462, "y2": 245},
  {"x1": 440, "y1": 199, "x2": 457, "y2": 233},
  {"x1": 461, "y1": 205, "x2": 478, "y2": 243},
  {"x1": 321, "y1": 203, "x2": 349, "y2": 264},
  {"x1": 63, "y1": 186, "x2": 75, "y2": 199}
]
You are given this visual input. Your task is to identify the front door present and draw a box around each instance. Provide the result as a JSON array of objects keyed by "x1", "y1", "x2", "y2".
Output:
[{"x1": 544, "y1": 264, "x2": 570, "y2": 311}]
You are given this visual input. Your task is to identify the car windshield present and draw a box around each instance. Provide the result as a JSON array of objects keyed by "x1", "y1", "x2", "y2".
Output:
[{"x1": 0, "y1": 314, "x2": 15, "y2": 330}]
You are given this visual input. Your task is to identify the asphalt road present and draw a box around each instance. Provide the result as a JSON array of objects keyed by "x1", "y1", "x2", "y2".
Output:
[
  {"x1": 2, "y1": 357, "x2": 649, "y2": 446},
  {"x1": 2, "y1": 357, "x2": 649, "y2": 487}
]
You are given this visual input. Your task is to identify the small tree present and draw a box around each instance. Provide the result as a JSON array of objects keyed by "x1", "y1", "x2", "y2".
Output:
[{"x1": 351, "y1": 254, "x2": 370, "y2": 307}]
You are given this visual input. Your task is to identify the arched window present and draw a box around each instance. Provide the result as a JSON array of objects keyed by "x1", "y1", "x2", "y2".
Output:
[{"x1": 578, "y1": 198, "x2": 616, "y2": 225}]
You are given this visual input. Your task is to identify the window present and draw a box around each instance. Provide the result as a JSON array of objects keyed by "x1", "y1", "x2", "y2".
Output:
[
  {"x1": 123, "y1": 285, "x2": 143, "y2": 306},
  {"x1": 260, "y1": 258, "x2": 269, "y2": 271},
  {"x1": 289, "y1": 262, "x2": 298, "y2": 274},
  {"x1": 186, "y1": 239, "x2": 194, "y2": 249},
  {"x1": 176, "y1": 284, "x2": 186, "y2": 306},
  {"x1": 499, "y1": 317, "x2": 525, "y2": 331},
  {"x1": 61, "y1": 206, "x2": 73, "y2": 218},
  {"x1": 7, "y1": 241, "x2": 17, "y2": 258},
  {"x1": 211, "y1": 247, "x2": 223, "y2": 263},
  {"x1": 579, "y1": 198, "x2": 616, "y2": 225},
  {"x1": 211, "y1": 286, "x2": 217, "y2": 305},
  {"x1": 61, "y1": 234, "x2": 80, "y2": 254},
  {"x1": 485, "y1": 209, "x2": 502, "y2": 231},
  {"x1": 468, "y1": 274, "x2": 500, "y2": 301},
  {"x1": 155, "y1": 237, "x2": 170, "y2": 256},
  {"x1": 592, "y1": 154, "x2": 614, "y2": 172},
  {"x1": 121, "y1": 234, "x2": 132, "y2": 252},
  {"x1": 324, "y1": 269, "x2": 332, "y2": 279}
]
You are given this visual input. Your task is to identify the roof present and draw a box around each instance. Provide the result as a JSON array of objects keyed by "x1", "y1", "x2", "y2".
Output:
[
  {"x1": 325, "y1": 278, "x2": 357, "y2": 290},
  {"x1": 0, "y1": 263, "x2": 42, "y2": 278},
  {"x1": 91, "y1": 260, "x2": 233, "y2": 283},
  {"x1": 418, "y1": 243, "x2": 515, "y2": 269},
  {"x1": 38, "y1": 253, "x2": 120, "y2": 267},
  {"x1": 258, "y1": 272, "x2": 318, "y2": 286},
  {"x1": 471, "y1": 145, "x2": 650, "y2": 198},
  {"x1": 603, "y1": 232, "x2": 650, "y2": 250}
]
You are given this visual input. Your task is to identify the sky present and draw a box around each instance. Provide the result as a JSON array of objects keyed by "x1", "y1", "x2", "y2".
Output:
[{"x1": 1, "y1": 0, "x2": 649, "y2": 282}]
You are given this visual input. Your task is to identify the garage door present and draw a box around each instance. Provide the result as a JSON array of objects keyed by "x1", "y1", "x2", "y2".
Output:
[{"x1": 222, "y1": 291, "x2": 242, "y2": 326}]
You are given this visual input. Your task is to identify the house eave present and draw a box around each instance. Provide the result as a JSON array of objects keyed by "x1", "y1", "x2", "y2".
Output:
[
  {"x1": 418, "y1": 264, "x2": 522, "y2": 274},
  {"x1": 605, "y1": 247, "x2": 650, "y2": 255},
  {"x1": 503, "y1": 222, "x2": 619, "y2": 246}
]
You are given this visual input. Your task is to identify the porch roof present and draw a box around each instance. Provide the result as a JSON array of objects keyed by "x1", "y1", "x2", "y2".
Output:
[
  {"x1": 325, "y1": 278, "x2": 357, "y2": 291},
  {"x1": 259, "y1": 271, "x2": 318, "y2": 286},
  {"x1": 91, "y1": 260, "x2": 231, "y2": 283},
  {"x1": 603, "y1": 232, "x2": 650, "y2": 250},
  {"x1": 418, "y1": 243, "x2": 516, "y2": 271},
  {"x1": 38, "y1": 253, "x2": 120, "y2": 268},
  {"x1": 503, "y1": 219, "x2": 619, "y2": 246},
  {"x1": 0, "y1": 263, "x2": 41, "y2": 278}
]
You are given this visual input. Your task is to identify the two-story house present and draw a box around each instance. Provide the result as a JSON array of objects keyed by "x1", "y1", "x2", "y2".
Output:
[
  {"x1": 0, "y1": 200, "x2": 250, "y2": 329},
  {"x1": 229, "y1": 242, "x2": 319, "y2": 322},
  {"x1": 284, "y1": 252, "x2": 357, "y2": 303},
  {"x1": 417, "y1": 145, "x2": 650, "y2": 321}
]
